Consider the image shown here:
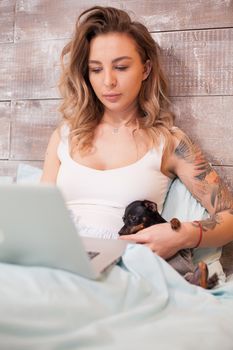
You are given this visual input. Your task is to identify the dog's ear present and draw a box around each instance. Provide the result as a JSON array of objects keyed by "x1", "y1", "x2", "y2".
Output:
[{"x1": 143, "y1": 200, "x2": 158, "y2": 213}]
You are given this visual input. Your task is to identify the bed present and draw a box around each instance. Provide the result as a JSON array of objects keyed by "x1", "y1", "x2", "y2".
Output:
[{"x1": 0, "y1": 164, "x2": 233, "y2": 350}]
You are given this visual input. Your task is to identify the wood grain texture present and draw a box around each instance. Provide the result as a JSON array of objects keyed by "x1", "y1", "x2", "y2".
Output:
[
  {"x1": 14, "y1": 0, "x2": 121, "y2": 42},
  {"x1": 136, "y1": 0, "x2": 233, "y2": 32},
  {"x1": 0, "y1": 0, "x2": 15, "y2": 43},
  {"x1": 172, "y1": 96, "x2": 233, "y2": 166},
  {"x1": 1, "y1": 28, "x2": 233, "y2": 100},
  {"x1": 14, "y1": 0, "x2": 233, "y2": 42},
  {"x1": 153, "y1": 28, "x2": 233, "y2": 96},
  {"x1": 0, "y1": 40, "x2": 65, "y2": 100},
  {"x1": 0, "y1": 43, "x2": 14, "y2": 100},
  {"x1": 10, "y1": 99, "x2": 60, "y2": 160},
  {"x1": 0, "y1": 102, "x2": 11, "y2": 159}
]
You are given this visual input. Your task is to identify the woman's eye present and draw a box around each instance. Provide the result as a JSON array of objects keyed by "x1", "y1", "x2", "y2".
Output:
[
  {"x1": 115, "y1": 66, "x2": 128, "y2": 71},
  {"x1": 89, "y1": 68, "x2": 102, "y2": 73},
  {"x1": 89, "y1": 66, "x2": 128, "y2": 73}
]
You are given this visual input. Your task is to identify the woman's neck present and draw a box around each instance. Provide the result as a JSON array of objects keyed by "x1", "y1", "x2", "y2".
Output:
[{"x1": 101, "y1": 109, "x2": 139, "y2": 128}]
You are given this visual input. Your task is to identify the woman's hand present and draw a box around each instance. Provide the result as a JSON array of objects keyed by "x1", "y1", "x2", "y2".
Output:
[{"x1": 120, "y1": 222, "x2": 185, "y2": 259}]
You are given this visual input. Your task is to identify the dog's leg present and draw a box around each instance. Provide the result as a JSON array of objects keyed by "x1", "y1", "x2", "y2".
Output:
[{"x1": 183, "y1": 262, "x2": 218, "y2": 289}]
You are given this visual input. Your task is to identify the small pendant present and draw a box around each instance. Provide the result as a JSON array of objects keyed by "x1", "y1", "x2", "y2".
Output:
[{"x1": 112, "y1": 128, "x2": 119, "y2": 134}]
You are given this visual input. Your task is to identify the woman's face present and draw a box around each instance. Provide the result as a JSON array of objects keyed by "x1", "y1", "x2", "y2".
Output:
[{"x1": 88, "y1": 32, "x2": 150, "y2": 114}]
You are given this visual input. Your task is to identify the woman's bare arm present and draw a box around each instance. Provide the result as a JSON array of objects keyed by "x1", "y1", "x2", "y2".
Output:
[
  {"x1": 40, "y1": 129, "x2": 61, "y2": 184},
  {"x1": 168, "y1": 135, "x2": 233, "y2": 248}
]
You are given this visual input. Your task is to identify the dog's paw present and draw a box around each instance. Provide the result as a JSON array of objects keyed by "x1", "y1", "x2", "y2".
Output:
[{"x1": 170, "y1": 218, "x2": 181, "y2": 230}]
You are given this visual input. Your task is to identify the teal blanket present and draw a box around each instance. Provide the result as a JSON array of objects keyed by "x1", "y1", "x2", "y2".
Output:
[{"x1": 0, "y1": 244, "x2": 233, "y2": 350}]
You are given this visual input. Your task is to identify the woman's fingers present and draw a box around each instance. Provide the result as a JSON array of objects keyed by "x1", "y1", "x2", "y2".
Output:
[
  {"x1": 119, "y1": 223, "x2": 178, "y2": 259},
  {"x1": 119, "y1": 231, "x2": 150, "y2": 243}
]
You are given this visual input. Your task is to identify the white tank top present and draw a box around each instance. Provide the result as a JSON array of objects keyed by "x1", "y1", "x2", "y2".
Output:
[{"x1": 56, "y1": 125, "x2": 172, "y2": 239}]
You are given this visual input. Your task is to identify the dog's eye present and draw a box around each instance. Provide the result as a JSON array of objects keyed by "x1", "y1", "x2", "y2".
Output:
[{"x1": 130, "y1": 215, "x2": 137, "y2": 223}]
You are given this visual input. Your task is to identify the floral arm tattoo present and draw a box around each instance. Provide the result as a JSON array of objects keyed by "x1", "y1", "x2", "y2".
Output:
[{"x1": 174, "y1": 138, "x2": 233, "y2": 232}]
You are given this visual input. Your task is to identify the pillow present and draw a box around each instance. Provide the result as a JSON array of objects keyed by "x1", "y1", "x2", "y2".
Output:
[
  {"x1": 162, "y1": 178, "x2": 209, "y2": 222},
  {"x1": 16, "y1": 163, "x2": 42, "y2": 184}
]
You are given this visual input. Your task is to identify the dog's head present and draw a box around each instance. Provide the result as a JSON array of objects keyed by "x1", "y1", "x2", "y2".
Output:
[{"x1": 118, "y1": 200, "x2": 160, "y2": 235}]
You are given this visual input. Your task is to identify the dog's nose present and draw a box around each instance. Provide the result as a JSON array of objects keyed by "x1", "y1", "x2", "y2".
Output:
[{"x1": 118, "y1": 225, "x2": 130, "y2": 236}]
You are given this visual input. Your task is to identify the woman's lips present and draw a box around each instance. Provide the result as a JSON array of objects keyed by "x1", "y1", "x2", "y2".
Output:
[{"x1": 103, "y1": 94, "x2": 122, "y2": 102}]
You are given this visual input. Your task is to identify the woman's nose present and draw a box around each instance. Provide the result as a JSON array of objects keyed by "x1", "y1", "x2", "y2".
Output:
[{"x1": 103, "y1": 70, "x2": 117, "y2": 88}]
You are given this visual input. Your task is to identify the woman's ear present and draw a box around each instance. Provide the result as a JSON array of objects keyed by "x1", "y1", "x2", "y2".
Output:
[
  {"x1": 142, "y1": 60, "x2": 152, "y2": 80},
  {"x1": 143, "y1": 200, "x2": 158, "y2": 212}
]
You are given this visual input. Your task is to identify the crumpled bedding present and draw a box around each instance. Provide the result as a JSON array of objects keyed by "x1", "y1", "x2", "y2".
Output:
[{"x1": 0, "y1": 243, "x2": 233, "y2": 350}]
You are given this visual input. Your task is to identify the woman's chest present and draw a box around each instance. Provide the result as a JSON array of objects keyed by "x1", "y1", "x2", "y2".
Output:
[
  {"x1": 72, "y1": 127, "x2": 151, "y2": 171},
  {"x1": 57, "y1": 146, "x2": 171, "y2": 212}
]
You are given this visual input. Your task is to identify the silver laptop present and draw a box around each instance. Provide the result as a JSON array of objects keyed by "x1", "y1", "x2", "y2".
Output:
[{"x1": 0, "y1": 184, "x2": 129, "y2": 279}]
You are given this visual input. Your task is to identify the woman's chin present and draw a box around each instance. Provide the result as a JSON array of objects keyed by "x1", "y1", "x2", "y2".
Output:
[{"x1": 103, "y1": 101, "x2": 138, "y2": 114}]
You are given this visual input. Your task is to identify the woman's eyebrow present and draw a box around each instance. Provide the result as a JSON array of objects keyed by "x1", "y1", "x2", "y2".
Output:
[{"x1": 88, "y1": 56, "x2": 133, "y2": 64}]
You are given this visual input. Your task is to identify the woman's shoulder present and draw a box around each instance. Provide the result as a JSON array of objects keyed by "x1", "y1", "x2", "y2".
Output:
[
  {"x1": 160, "y1": 126, "x2": 190, "y2": 178},
  {"x1": 165, "y1": 126, "x2": 193, "y2": 154},
  {"x1": 46, "y1": 122, "x2": 70, "y2": 148},
  {"x1": 170, "y1": 126, "x2": 187, "y2": 141},
  {"x1": 55, "y1": 121, "x2": 71, "y2": 141}
]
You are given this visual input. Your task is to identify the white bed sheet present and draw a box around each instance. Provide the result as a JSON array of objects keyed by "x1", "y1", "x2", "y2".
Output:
[{"x1": 0, "y1": 244, "x2": 233, "y2": 350}]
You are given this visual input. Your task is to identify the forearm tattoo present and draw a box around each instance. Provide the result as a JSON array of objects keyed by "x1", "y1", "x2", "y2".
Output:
[
  {"x1": 175, "y1": 138, "x2": 233, "y2": 231},
  {"x1": 193, "y1": 214, "x2": 222, "y2": 232}
]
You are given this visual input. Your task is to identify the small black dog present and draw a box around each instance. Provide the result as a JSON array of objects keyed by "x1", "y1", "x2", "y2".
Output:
[{"x1": 119, "y1": 200, "x2": 218, "y2": 289}]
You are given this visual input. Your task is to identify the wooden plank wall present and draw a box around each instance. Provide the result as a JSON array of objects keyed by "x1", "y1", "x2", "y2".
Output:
[{"x1": 0, "y1": 0, "x2": 233, "y2": 188}]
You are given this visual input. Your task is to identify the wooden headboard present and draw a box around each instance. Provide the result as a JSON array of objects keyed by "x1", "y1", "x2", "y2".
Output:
[{"x1": 0, "y1": 0, "x2": 232, "y2": 189}]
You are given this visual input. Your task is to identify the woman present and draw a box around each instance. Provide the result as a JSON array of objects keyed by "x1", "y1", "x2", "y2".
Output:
[{"x1": 41, "y1": 6, "x2": 233, "y2": 259}]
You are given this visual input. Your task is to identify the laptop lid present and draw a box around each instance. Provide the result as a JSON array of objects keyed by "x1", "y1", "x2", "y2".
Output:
[{"x1": 0, "y1": 184, "x2": 128, "y2": 279}]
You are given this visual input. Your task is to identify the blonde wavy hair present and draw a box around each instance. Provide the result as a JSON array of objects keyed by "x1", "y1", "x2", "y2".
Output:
[{"x1": 58, "y1": 6, "x2": 180, "y2": 155}]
